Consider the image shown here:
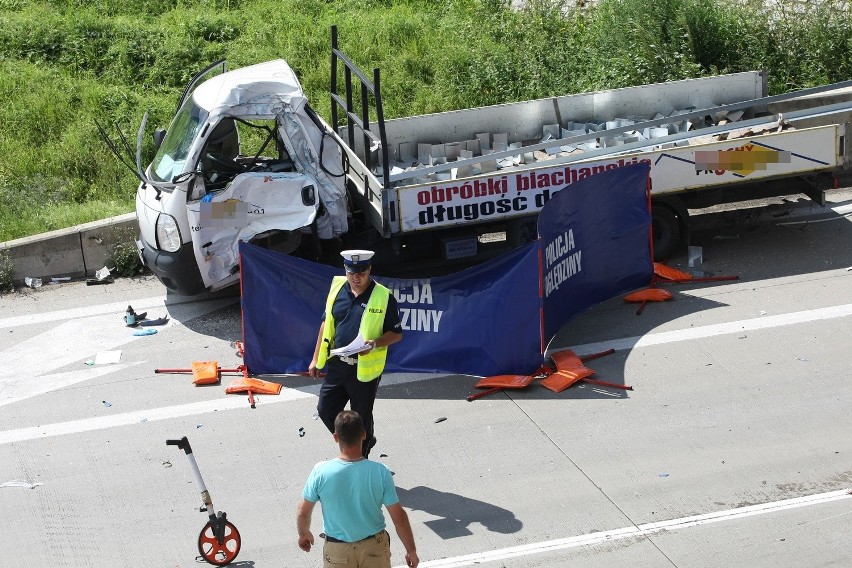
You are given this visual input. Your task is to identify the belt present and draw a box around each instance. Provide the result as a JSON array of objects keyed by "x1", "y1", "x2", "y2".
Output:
[
  {"x1": 334, "y1": 355, "x2": 357, "y2": 366},
  {"x1": 321, "y1": 531, "x2": 382, "y2": 544}
]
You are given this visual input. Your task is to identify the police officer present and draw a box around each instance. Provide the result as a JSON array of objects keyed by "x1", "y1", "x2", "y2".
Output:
[{"x1": 309, "y1": 250, "x2": 403, "y2": 458}]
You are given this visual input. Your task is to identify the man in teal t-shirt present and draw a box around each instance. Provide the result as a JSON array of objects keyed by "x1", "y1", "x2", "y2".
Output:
[{"x1": 297, "y1": 410, "x2": 419, "y2": 568}]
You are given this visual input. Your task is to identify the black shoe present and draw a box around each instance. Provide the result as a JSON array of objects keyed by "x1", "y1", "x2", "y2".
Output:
[{"x1": 362, "y1": 435, "x2": 377, "y2": 458}]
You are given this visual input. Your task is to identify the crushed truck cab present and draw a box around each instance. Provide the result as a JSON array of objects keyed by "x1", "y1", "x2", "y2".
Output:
[{"x1": 134, "y1": 59, "x2": 346, "y2": 295}]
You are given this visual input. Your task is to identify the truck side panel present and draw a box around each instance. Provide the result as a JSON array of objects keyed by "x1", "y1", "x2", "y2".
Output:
[{"x1": 396, "y1": 124, "x2": 843, "y2": 233}]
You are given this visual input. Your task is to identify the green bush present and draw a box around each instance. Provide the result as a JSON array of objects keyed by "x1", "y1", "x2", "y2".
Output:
[
  {"x1": 0, "y1": 249, "x2": 13, "y2": 293},
  {"x1": 106, "y1": 227, "x2": 145, "y2": 277}
]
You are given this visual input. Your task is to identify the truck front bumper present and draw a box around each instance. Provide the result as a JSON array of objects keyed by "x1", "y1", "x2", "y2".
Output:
[{"x1": 139, "y1": 239, "x2": 206, "y2": 296}]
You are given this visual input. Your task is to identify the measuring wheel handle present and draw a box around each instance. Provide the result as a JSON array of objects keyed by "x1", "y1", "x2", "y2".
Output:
[
  {"x1": 166, "y1": 436, "x2": 192, "y2": 452},
  {"x1": 167, "y1": 437, "x2": 241, "y2": 566}
]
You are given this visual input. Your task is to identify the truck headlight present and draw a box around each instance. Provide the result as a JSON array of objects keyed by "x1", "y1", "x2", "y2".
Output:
[{"x1": 156, "y1": 213, "x2": 182, "y2": 253}]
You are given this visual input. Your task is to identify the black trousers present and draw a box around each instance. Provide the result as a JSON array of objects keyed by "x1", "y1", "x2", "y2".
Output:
[{"x1": 317, "y1": 358, "x2": 381, "y2": 457}]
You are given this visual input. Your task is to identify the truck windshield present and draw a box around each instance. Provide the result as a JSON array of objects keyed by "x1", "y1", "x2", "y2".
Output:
[{"x1": 150, "y1": 99, "x2": 209, "y2": 182}]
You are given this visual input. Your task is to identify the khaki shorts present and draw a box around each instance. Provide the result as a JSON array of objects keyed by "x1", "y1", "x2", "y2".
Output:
[{"x1": 323, "y1": 530, "x2": 391, "y2": 568}]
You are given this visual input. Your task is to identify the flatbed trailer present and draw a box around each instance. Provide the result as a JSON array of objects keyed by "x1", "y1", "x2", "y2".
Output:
[{"x1": 332, "y1": 25, "x2": 852, "y2": 263}]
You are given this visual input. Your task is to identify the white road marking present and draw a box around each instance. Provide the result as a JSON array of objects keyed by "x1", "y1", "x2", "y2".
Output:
[
  {"x1": 1, "y1": 301, "x2": 850, "y2": 441},
  {"x1": 1, "y1": 315, "x2": 141, "y2": 382},
  {"x1": 0, "y1": 372, "x2": 436, "y2": 445},
  {"x1": 408, "y1": 490, "x2": 852, "y2": 568},
  {"x1": 0, "y1": 296, "x2": 238, "y2": 407},
  {"x1": 0, "y1": 363, "x2": 142, "y2": 406},
  {"x1": 569, "y1": 303, "x2": 852, "y2": 356},
  {"x1": 0, "y1": 295, "x2": 169, "y2": 329},
  {"x1": 0, "y1": 315, "x2": 150, "y2": 406},
  {"x1": 0, "y1": 388, "x2": 314, "y2": 445},
  {"x1": 0, "y1": 293, "x2": 237, "y2": 329}
]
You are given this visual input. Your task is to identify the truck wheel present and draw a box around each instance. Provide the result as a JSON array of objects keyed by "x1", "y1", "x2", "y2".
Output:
[{"x1": 651, "y1": 205, "x2": 681, "y2": 261}]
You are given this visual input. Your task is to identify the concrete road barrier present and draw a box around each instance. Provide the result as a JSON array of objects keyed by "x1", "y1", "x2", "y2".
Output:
[{"x1": 0, "y1": 213, "x2": 137, "y2": 285}]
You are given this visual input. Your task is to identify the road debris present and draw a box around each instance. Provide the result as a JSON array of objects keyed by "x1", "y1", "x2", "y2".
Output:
[
  {"x1": 124, "y1": 305, "x2": 147, "y2": 326},
  {"x1": 133, "y1": 328, "x2": 157, "y2": 336},
  {"x1": 96, "y1": 266, "x2": 112, "y2": 279},
  {"x1": 87, "y1": 267, "x2": 115, "y2": 285},
  {"x1": 94, "y1": 350, "x2": 122, "y2": 365},
  {"x1": 688, "y1": 245, "x2": 703, "y2": 267},
  {"x1": 1, "y1": 480, "x2": 44, "y2": 489}
]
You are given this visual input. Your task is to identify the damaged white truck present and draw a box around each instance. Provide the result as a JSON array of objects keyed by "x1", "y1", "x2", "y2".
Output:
[
  {"x1": 119, "y1": 58, "x2": 348, "y2": 295},
  {"x1": 116, "y1": 26, "x2": 852, "y2": 295}
]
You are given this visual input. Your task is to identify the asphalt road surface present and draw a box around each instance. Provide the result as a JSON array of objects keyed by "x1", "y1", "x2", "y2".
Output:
[{"x1": 1, "y1": 190, "x2": 850, "y2": 568}]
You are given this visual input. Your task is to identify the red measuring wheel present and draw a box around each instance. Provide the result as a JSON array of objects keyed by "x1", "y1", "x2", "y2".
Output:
[
  {"x1": 198, "y1": 517, "x2": 241, "y2": 566},
  {"x1": 167, "y1": 437, "x2": 242, "y2": 566}
]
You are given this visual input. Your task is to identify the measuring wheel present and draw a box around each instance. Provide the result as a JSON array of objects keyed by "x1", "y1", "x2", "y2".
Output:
[
  {"x1": 198, "y1": 518, "x2": 241, "y2": 566},
  {"x1": 167, "y1": 437, "x2": 242, "y2": 566}
]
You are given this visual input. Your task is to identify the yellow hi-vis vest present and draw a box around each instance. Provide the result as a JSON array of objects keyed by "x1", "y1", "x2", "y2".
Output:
[{"x1": 316, "y1": 276, "x2": 391, "y2": 381}]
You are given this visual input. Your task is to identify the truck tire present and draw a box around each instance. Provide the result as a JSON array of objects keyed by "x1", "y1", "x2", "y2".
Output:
[{"x1": 651, "y1": 205, "x2": 681, "y2": 261}]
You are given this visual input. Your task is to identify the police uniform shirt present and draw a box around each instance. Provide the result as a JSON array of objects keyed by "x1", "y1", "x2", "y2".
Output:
[{"x1": 324, "y1": 280, "x2": 402, "y2": 348}]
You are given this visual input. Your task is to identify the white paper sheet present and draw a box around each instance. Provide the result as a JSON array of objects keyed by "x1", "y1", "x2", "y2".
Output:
[
  {"x1": 330, "y1": 334, "x2": 370, "y2": 357},
  {"x1": 94, "y1": 350, "x2": 122, "y2": 365}
]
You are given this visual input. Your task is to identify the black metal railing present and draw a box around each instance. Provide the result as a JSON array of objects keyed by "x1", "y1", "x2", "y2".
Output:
[{"x1": 330, "y1": 25, "x2": 390, "y2": 192}]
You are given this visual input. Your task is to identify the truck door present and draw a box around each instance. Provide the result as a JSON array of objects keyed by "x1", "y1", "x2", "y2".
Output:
[{"x1": 186, "y1": 115, "x2": 319, "y2": 290}]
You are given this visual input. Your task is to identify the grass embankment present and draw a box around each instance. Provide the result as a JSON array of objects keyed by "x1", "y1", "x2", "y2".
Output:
[{"x1": 0, "y1": 0, "x2": 850, "y2": 242}]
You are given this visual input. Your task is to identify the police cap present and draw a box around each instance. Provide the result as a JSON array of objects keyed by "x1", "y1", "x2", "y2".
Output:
[{"x1": 341, "y1": 249, "x2": 374, "y2": 273}]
